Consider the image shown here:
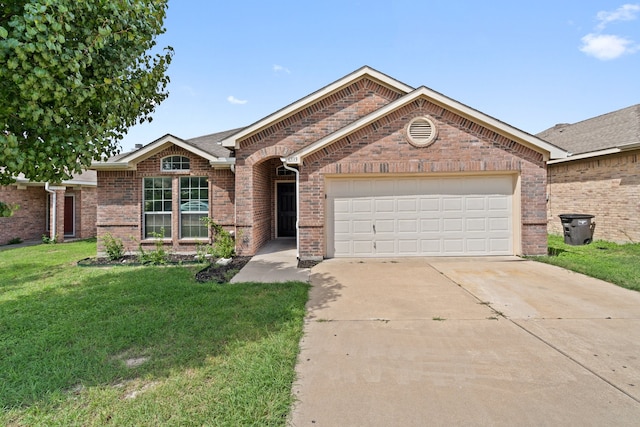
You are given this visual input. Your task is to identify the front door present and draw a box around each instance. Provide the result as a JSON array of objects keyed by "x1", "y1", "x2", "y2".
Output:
[
  {"x1": 277, "y1": 182, "x2": 296, "y2": 237},
  {"x1": 64, "y1": 195, "x2": 75, "y2": 237}
]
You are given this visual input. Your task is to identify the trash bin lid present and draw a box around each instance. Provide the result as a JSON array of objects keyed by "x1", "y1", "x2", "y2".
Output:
[{"x1": 559, "y1": 214, "x2": 595, "y2": 220}]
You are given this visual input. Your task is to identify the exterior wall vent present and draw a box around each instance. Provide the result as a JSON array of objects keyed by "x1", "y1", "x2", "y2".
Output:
[{"x1": 407, "y1": 116, "x2": 437, "y2": 147}]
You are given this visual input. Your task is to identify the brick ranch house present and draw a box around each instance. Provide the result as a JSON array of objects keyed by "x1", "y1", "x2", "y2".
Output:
[
  {"x1": 91, "y1": 66, "x2": 568, "y2": 260},
  {"x1": 0, "y1": 170, "x2": 97, "y2": 245},
  {"x1": 538, "y1": 104, "x2": 640, "y2": 243}
]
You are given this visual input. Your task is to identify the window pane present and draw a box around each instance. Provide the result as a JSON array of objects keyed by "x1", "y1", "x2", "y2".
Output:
[
  {"x1": 143, "y1": 178, "x2": 173, "y2": 238},
  {"x1": 181, "y1": 213, "x2": 207, "y2": 238},
  {"x1": 179, "y1": 176, "x2": 208, "y2": 238},
  {"x1": 163, "y1": 156, "x2": 190, "y2": 171},
  {"x1": 144, "y1": 213, "x2": 171, "y2": 238}
]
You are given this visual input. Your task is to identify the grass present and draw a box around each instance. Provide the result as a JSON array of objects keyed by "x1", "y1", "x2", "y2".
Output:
[
  {"x1": 531, "y1": 234, "x2": 640, "y2": 292},
  {"x1": 0, "y1": 239, "x2": 309, "y2": 426}
]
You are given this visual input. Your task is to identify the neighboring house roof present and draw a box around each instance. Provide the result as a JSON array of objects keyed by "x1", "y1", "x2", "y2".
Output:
[
  {"x1": 538, "y1": 104, "x2": 640, "y2": 162},
  {"x1": 91, "y1": 129, "x2": 241, "y2": 170},
  {"x1": 8, "y1": 170, "x2": 97, "y2": 187}
]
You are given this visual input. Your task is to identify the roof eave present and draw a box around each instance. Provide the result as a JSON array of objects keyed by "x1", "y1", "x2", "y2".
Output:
[
  {"x1": 209, "y1": 158, "x2": 236, "y2": 169},
  {"x1": 547, "y1": 148, "x2": 621, "y2": 164},
  {"x1": 89, "y1": 161, "x2": 136, "y2": 171}
]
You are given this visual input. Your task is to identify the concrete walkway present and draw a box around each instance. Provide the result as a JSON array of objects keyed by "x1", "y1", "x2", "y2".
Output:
[
  {"x1": 289, "y1": 257, "x2": 640, "y2": 426},
  {"x1": 230, "y1": 238, "x2": 310, "y2": 283}
]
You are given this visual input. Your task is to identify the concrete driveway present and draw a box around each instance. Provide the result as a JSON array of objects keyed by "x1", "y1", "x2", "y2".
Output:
[{"x1": 289, "y1": 257, "x2": 640, "y2": 426}]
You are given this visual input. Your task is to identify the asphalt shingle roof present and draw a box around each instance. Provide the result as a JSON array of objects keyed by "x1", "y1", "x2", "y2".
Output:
[
  {"x1": 185, "y1": 127, "x2": 244, "y2": 158},
  {"x1": 536, "y1": 104, "x2": 640, "y2": 155}
]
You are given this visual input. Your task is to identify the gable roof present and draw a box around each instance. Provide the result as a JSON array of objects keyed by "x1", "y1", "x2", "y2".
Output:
[
  {"x1": 220, "y1": 66, "x2": 414, "y2": 149},
  {"x1": 537, "y1": 104, "x2": 640, "y2": 158},
  {"x1": 284, "y1": 85, "x2": 568, "y2": 164},
  {"x1": 91, "y1": 129, "x2": 239, "y2": 170}
]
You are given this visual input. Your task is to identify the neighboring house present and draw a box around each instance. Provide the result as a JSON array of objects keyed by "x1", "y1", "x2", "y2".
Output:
[
  {"x1": 0, "y1": 170, "x2": 97, "y2": 245},
  {"x1": 538, "y1": 104, "x2": 640, "y2": 243},
  {"x1": 91, "y1": 66, "x2": 567, "y2": 260}
]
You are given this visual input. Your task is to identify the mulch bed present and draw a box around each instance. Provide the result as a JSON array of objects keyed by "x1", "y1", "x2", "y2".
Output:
[
  {"x1": 78, "y1": 255, "x2": 321, "y2": 283},
  {"x1": 195, "y1": 257, "x2": 252, "y2": 283}
]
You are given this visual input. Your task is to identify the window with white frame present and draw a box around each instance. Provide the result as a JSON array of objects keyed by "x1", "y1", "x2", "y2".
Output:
[
  {"x1": 180, "y1": 177, "x2": 209, "y2": 238},
  {"x1": 143, "y1": 177, "x2": 172, "y2": 238},
  {"x1": 162, "y1": 155, "x2": 190, "y2": 171}
]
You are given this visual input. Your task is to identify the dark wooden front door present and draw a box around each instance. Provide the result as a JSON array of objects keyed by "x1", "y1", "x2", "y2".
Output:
[
  {"x1": 64, "y1": 195, "x2": 75, "y2": 237},
  {"x1": 277, "y1": 182, "x2": 296, "y2": 237}
]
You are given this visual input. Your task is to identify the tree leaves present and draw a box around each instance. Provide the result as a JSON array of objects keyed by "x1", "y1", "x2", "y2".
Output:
[{"x1": 0, "y1": 0, "x2": 173, "y2": 184}]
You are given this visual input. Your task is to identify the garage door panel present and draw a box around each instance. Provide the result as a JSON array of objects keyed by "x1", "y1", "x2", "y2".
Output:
[
  {"x1": 375, "y1": 239, "x2": 396, "y2": 255},
  {"x1": 375, "y1": 219, "x2": 395, "y2": 233},
  {"x1": 443, "y1": 239, "x2": 464, "y2": 254},
  {"x1": 443, "y1": 218, "x2": 463, "y2": 232},
  {"x1": 398, "y1": 239, "x2": 418, "y2": 254},
  {"x1": 353, "y1": 220, "x2": 373, "y2": 234},
  {"x1": 398, "y1": 219, "x2": 418, "y2": 233},
  {"x1": 489, "y1": 217, "x2": 510, "y2": 231},
  {"x1": 466, "y1": 218, "x2": 487, "y2": 232},
  {"x1": 328, "y1": 176, "x2": 514, "y2": 257},
  {"x1": 420, "y1": 218, "x2": 440, "y2": 232},
  {"x1": 467, "y1": 239, "x2": 488, "y2": 253},
  {"x1": 443, "y1": 198, "x2": 463, "y2": 212},
  {"x1": 352, "y1": 199, "x2": 373, "y2": 213},
  {"x1": 420, "y1": 198, "x2": 440, "y2": 211}
]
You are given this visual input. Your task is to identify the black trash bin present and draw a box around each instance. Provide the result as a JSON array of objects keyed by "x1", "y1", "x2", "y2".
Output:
[{"x1": 559, "y1": 214, "x2": 596, "y2": 245}]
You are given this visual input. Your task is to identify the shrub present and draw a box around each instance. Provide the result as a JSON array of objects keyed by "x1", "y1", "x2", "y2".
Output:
[
  {"x1": 8, "y1": 237, "x2": 22, "y2": 245},
  {"x1": 137, "y1": 229, "x2": 169, "y2": 265},
  {"x1": 102, "y1": 233, "x2": 125, "y2": 260},
  {"x1": 201, "y1": 218, "x2": 236, "y2": 259}
]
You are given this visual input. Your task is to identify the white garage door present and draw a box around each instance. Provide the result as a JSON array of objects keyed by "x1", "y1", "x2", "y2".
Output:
[{"x1": 326, "y1": 176, "x2": 515, "y2": 257}]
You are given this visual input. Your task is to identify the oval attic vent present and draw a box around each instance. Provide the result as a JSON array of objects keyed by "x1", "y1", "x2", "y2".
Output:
[{"x1": 407, "y1": 117, "x2": 437, "y2": 147}]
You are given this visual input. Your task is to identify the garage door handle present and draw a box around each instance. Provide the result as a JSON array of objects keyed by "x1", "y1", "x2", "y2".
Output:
[{"x1": 373, "y1": 224, "x2": 376, "y2": 234}]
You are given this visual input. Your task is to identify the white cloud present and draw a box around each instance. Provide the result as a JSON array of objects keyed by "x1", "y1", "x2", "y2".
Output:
[
  {"x1": 580, "y1": 4, "x2": 640, "y2": 60},
  {"x1": 227, "y1": 95, "x2": 248, "y2": 105},
  {"x1": 580, "y1": 33, "x2": 639, "y2": 60},
  {"x1": 595, "y1": 4, "x2": 640, "y2": 30},
  {"x1": 273, "y1": 64, "x2": 291, "y2": 74}
]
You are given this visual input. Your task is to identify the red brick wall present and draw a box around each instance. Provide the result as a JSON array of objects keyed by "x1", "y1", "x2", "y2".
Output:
[
  {"x1": 0, "y1": 185, "x2": 96, "y2": 245},
  {"x1": 96, "y1": 146, "x2": 235, "y2": 255},
  {"x1": 234, "y1": 78, "x2": 548, "y2": 259},
  {"x1": 0, "y1": 186, "x2": 47, "y2": 245},
  {"x1": 548, "y1": 151, "x2": 640, "y2": 243}
]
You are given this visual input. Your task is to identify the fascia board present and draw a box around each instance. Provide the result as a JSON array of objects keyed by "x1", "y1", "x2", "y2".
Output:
[
  {"x1": 89, "y1": 161, "x2": 136, "y2": 170},
  {"x1": 209, "y1": 158, "x2": 236, "y2": 169},
  {"x1": 547, "y1": 148, "x2": 621, "y2": 164},
  {"x1": 118, "y1": 134, "x2": 219, "y2": 164},
  {"x1": 220, "y1": 66, "x2": 414, "y2": 149}
]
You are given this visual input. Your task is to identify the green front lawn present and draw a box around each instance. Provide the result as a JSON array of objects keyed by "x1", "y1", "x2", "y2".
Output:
[
  {"x1": 532, "y1": 235, "x2": 640, "y2": 292},
  {"x1": 0, "y1": 240, "x2": 309, "y2": 426}
]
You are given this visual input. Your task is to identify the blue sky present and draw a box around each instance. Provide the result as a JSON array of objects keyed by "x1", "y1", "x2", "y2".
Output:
[{"x1": 119, "y1": 0, "x2": 640, "y2": 152}]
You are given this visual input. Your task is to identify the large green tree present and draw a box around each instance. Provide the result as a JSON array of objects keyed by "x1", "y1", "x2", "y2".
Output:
[{"x1": 0, "y1": 0, "x2": 173, "y2": 184}]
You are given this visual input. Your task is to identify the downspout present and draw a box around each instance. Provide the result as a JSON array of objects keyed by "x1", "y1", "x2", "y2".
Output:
[
  {"x1": 280, "y1": 158, "x2": 300, "y2": 259},
  {"x1": 44, "y1": 182, "x2": 56, "y2": 242}
]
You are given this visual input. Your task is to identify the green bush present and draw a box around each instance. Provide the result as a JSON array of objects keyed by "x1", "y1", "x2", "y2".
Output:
[
  {"x1": 102, "y1": 233, "x2": 125, "y2": 260},
  {"x1": 137, "y1": 229, "x2": 169, "y2": 265},
  {"x1": 201, "y1": 218, "x2": 236, "y2": 259}
]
